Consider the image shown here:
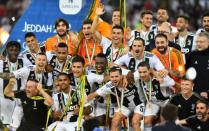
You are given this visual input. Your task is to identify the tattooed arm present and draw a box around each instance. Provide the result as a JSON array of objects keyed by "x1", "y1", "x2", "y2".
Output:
[{"x1": 0, "y1": 72, "x2": 15, "y2": 79}]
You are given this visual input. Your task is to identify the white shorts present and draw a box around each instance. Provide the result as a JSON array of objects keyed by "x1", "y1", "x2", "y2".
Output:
[
  {"x1": 0, "y1": 97, "x2": 16, "y2": 124},
  {"x1": 94, "y1": 106, "x2": 106, "y2": 117},
  {"x1": 115, "y1": 103, "x2": 144, "y2": 117},
  {"x1": 93, "y1": 103, "x2": 116, "y2": 117},
  {"x1": 10, "y1": 99, "x2": 23, "y2": 128},
  {"x1": 47, "y1": 121, "x2": 78, "y2": 131},
  {"x1": 144, "y1": 103, "x2": 160, "y2": 116}
]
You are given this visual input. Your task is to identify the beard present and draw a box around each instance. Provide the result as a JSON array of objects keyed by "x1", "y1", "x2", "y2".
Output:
[
  {"x1": 57, "y1": 31, "x2": 67, "y2": 37},
  {"x1": 204, "y1": 25, "x2": 209, "y2": 32},
  {"x1": 196, "y1": 112, "x2": 204, "y2": 120},
  {"x1": 157, "y1": 46, "x2": 167, "y2": 54}
]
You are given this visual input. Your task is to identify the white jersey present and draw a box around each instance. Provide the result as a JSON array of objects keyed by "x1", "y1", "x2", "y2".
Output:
[
  {"x1": 52, "y1": 89, "x2": 79, "y2": 122},
  {"x1": 115, "y1": 51, "x2": 165, "y2": 72},
  {"x1": 133, "y1": 70, "x2": 174, "y2": 103},
  {"x1": 13, "y1": 65, "x2": 53, "y2": 89},
  {"x1": 134, "y1": 70, "x2": 175, "y2": 100},
  {"x1": 46, "y1": 51, "x2": 71, "y2": 78},
  {"x1": 20, "y1": 46, "x2": 46, "y2": 66},
  {"x1": 151, "y1": 24, "x2": 178, "y2": 35},
  {"x1": 69, "y1": 73, "x2": 104, "y2": 96},
  {"x1": 96, "y1": 81, "x2": 143, "y2": 108},
  {"x1": 0, "y1": 58, "x2": 28, "y2": 125},
  {"x1": 99, "y1": 36, "x2": 112, "y2": 54},
  {"x1": 128, "y1": 29, "x2": 155, "y2": 47}
]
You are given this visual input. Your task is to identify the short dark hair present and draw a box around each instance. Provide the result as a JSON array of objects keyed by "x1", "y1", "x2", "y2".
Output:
[
  {"x1": 141, "y1": 10, "x2": 153, "y2": 18},
  {"x1": 196, "y1": 99, "x2": 209, "y2": 109},
  {"x1": 82, "y1": 19, "x2": 92, "y2": 26},
  {"x1": 109, "y1": 66, "x2": 122, "y2": 75},
  {"x1": 177, "y1": 15, "x2": 190, "y2": 23},
  {"x1": 55, "y1": 18, "x2": 69, "y2": 30},
  {"x1": 96, "y1": 53, "x2": 107, "y2": 60},
  {"x1": 72, "y1": 55, "x2": 85, "y2": 66},
  {"x1": 57, "y1": 73, "x2": 70, "y2": 80},
  {"x1": 24, "y1": 32, "x2": 36, "y2": 39},
  {"x1": 137, "y1": 61, "x2": 150, "y2": 69},
  {"x1": 155, "y1": 33, "x2": 168, "y2": 40},
  {"x1": 130, "y1": 37, "x2": 145, "y2": 49},
  {"x1": 157, "y1": 7, "x2": 168, "y2": 12},
  {"x1": 113, "y1": 8, "x2": 120, "y2": 12},
  {"x1": 57, "y1": 42, "x2": 68, "y2": 49},
  {"x1": 112, "y1": 25, "x2": 124, "y2": 33},
  {"x1": 6, "y1": 41, "x2": 21, "y2": 50},
  {"x1": 37, "y1": 52, "x2": 46, "y2": 56},
  {"x1": 161, "y1": 104, "x2": 178, "y2": 121},
  {"x1": 202, "y1": 12, "x2": 209, "y2": 20}
]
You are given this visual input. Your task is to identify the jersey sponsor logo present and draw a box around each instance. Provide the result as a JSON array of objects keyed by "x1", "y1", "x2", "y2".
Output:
[
  {"x1": 181, "y1": 48, "x2": 190, "y2": 54},
  {"x1": 68, "y1": 105, "x2": 78, "y2": 111},
  {"x1": 194, "y1": 61, "x2": 198, "y2": 65},
  {"x1": 59, "y1": 0, "x2": 82, "y2": 15},
  {"x1": 124, "y1": 89, "x2": 136, "y2": 97}
]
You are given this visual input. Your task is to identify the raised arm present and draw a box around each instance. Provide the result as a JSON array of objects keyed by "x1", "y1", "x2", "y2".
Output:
[
  {"x1": 37, "y1": 83, "x2": 54, "y2": 106},
  {"x1": 87, "y1": 91, "x2": 99, "y2": 102},
  {"x1": 4, "y1": 78, "x2": 16, "y2": 98},
  {"x1": 0, "y1": 72, "x2": 15, "y2": 80}
]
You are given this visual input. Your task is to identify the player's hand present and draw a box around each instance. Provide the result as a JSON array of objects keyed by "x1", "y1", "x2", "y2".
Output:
[
  {"x1": 53, "y1": 111, "x2": 62, "y2": 120},
  {"x1": 96, "y1": 4, "x2": 105, "y2": 16},
  {"x1": 37, "y1": 83, "x2": 43, "y2": 91},
  {"x1": 0, "y1": 55, "x2": 5, "y2": 61},
  {"x1": 126, "y1": 27, "x2": 133, "y2": 41},
  {"x1": 9, "y1": 78, "x2": 16, "y2": 86}
]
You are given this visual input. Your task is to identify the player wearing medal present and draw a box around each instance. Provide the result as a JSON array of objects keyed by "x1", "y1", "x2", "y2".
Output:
[
  {"x1": 21, "y1": 32, "x2": 45, "y2": 65},
  {"x1": 87, "y1": 66, "x2": 145, "y2": 131},
  {"x1": 135, "y1": 61, "x2": 175, "y2": 131},
  {"x1": 0, "y1": 41, "x2": 29, "y2": 126},
  {"x1": 45, "y1": 18, "x2": 78, "y2": 55},
  {"x1": 46, "y1": 42, "x2": 71, "y2": 79}
]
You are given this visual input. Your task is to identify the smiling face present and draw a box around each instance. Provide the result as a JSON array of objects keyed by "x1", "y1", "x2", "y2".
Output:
[
  {"x1": 141, "y1": 14, "x2": 153, "y2": 29},
  {"x1": 35, "y1": 54, "x2": 47, "y2": 72},
  {"x1": 56, "y1": 47, "x2": 68, "y2": 63},
  {"x1": 110, "y1": 71, "x2": 122, "y2": 87},
  {"x1": 196, "y1": 102, "x2": 208, "y2": 120},
  {"x1": 138, "y1": 66, "x2": 151, "y2": 82},
  {"x1": 112, "y1": 28, "x2": 123, "y2": 45},
  {"x1": 180, "y1": 80, "x2": 193, "y2": 95},
  {"x1": 112, "y1": 11, "x2": 120, "y2": 26},
  {"x1": 95, "y1": 57, "x2": 107, "y2": 74},
  {"x1": 72, "y1": 62, "x2": 84, "y2": 78},
  {"x1": 203, "y1": 16, "x2": 209, "y2": 32},
  {"x1": 25, "y1": 36, "x2": 39, "y2": 52},
  {"x1": 7, "y1": 45, "x2": 20, "y2": 62},
  {"x1": 58, "y1": 74, "x2": 70, "y2": 92},
  {"x1": 155, "y1": 36, "x2": 168, "y2": 54},
  {"x1": 56, "y1": 21, "x2": 68, "y2": 37}
]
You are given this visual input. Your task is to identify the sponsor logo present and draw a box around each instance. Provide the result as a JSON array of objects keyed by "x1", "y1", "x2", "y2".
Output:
[{"x1": 59, "y1": 0, "x2": 82, "y2": 15}]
